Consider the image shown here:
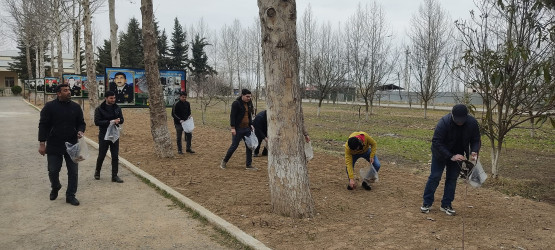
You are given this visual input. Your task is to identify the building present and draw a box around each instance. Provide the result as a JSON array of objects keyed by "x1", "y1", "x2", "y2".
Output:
[{"x1": 0, "y1": 50, "x2": 77, "y2": 92}]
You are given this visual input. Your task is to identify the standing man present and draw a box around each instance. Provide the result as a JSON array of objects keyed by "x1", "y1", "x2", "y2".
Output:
[
  {"x1": 171, "y1": 91, "x2": 194, "y2": 154},
  {"x1": 38, "y1": 83, "x2": 86, "y2": 206},
  {"x1": 109, "y1": 72, "x2": 134, "y2": 104},
  {"x1": 94, "y1": 91, "x2": 125, "y2": 183},
  {"x1": 421, "y1": 104, "x2": 481, "y2": 216},
  {"x1": 220, "y1": 89, "x2": 257, "y2": 170},
  {"x1": 345, "y1": 131, "x2": 381, "y2": 191}
]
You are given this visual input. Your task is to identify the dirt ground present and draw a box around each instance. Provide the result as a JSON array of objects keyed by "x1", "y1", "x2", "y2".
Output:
[{"x1": 77, "y1": 107, "x2": 554, "y2": 249}]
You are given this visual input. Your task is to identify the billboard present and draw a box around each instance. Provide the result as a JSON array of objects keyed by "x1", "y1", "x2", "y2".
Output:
[
  {"x1": 62, "y1": 74, "x2": 84, "y2": 97},
  {"x1": 105, "y1": 67, "x2": 186, "y2": 106}
]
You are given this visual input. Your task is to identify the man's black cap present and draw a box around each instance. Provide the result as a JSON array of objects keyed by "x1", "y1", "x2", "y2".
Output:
[{"x1": 452, "y1": 104, "x2": 469, "y2": 124}]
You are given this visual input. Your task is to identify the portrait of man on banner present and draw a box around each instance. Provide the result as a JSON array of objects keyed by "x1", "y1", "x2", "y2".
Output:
[
  {"x1": 108, "y1": 71, "x2": 134, "y2": 104},
  {"x1": 44, "y1": 77, "x2": 58, "y2": 94},
  {"x1": 63, "y1": 75, "x2": 83, "y2": 97}
]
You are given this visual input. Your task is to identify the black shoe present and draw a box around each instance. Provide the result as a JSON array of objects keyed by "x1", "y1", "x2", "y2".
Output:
[
  {"x1": 178, "y1": 150, "x2": 184, "y2": 154},
  {"x1": 245, "y1": 165, "x2": 259, "y2": 171},
  {"x1": 94, "y1": 170, "x2": 100, "y2": 180},
  {"x1": 186, "y1": 149, "x2": 195, "y2": 154},
  {"x1": 253, "y1": 153, "x2": 259, "y2": 157},
  {"x1": 361, "y1": 181, "x2": 372, "y2": 190},
  {"x1": 50, "y1": 184, "x2": 62, "y2": 200},
  {"x1": 347, "y1": 184, "x2": 353, "y2": 190},
  {"x1": 66, "y1": 197, "x2": 80, "y2": 206},
  {"x1": 112, "y1": 176, "x2": 124, "y2": 183}
]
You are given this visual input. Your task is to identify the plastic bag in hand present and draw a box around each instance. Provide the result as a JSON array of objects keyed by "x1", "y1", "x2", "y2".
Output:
[
  {"x1": 244, "y1": 131, "x2": 259, "y2": 151},
  {"x1": 360, "y1": 166, "x2": 379, "y2": 183},
  {"x1": 305, "y1": 141, "x2": 314, "y2": 161},
  {"x1": 181, "y1": 117, "x2": 195, "y2": 133},
  {"x1": 65, "y1": 138, "x2": 90, "y2": 163},
  {"x1": 468, "y1": 160, "x2": 488, "y2": 187},
  {"x1": 104, "y1": 123, "x2": 120, "y2": 143}
]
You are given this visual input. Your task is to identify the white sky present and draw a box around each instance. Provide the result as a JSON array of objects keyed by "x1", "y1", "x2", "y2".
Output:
[{"x1": 0, "y1": 0, "x2": 477, "y2": 50}]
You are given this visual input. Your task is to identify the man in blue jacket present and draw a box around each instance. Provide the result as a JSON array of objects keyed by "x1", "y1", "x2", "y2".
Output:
[
  {"x1": 220, "y1": 89, "x2": 257, "y2": 170},
  {"x1": 421, "y1": 104, "x2": 481, "y2": 216},
  {"x1": 38, "y1": 84, "x2": 86, "y2": 206},
  {"x1": 94, "y1": 91, "x2": 125, "y2": 183}
]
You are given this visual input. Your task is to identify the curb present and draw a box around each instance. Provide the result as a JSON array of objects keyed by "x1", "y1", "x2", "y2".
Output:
[{"x1": 24, "y1": 98, "x2": 271, "y2": 250}]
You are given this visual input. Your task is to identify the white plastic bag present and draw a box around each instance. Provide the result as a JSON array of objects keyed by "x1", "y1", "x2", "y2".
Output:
[
  {"x1": 244, "y1": 131, "x2": 259, "y2": 151},
  {"x1": 360, "y1": 166, "x2": 379, "y2": 183},
  {"x1": 104, "y1": 123, "x2": 120, "y2": 143},
  {"x1": 181, "y1": 117, "x2": 195, "y2": 133},
  {"x1": 65, "y1": 138, "x2": 90, "y2": 163},
  {"x1": 305, "y1": 141, "x2": 314, "y2": 161},
  {"x1": 468, "y1": 160, "x2": 488, "y2": 187}
]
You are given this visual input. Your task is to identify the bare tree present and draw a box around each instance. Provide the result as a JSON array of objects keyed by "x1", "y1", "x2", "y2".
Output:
[
  {"x1": 346, "y1": 2, "x2": 395, "y2": 119},
  {"x1": 454, "y1": 0, "x2": 555, "y2": 178},
  {"x1": 82, "y1": 0, "x2": 98, "y2": 121},
  {"x1": 141, "y1": 0, "x2": 174, "y2": 158},
  {"x1": 309, "y1": 22, "x2": 348, "y2": 116},
  {"x1": 298, "y1": 4, "x2": 317, "y2": 100},
  {"x1": 192, "y1": 75, "x2": 229, "y2": 124},
  {"x1": 258, "y1": 0, "x2": 315, "y2": 218},
  {"x1": 408, "y1": 0, "x2": 453, "y2": 118},
  {"x1": 108, "y1": 0, "x2": 120, "y2": 67}
]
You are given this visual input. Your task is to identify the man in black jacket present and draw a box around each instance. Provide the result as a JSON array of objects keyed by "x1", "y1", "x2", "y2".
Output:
[
  {"x1": 94, "y1": 91, "x2": 125, "y2": 183},
  {"x1": 171, "y1": 91, "x2": 194, "y2": 154},
  {"x1": 421, "y1": 104, "x2": 481, "y2": 216},
  {"x1": 252, "y1": 110, "x2": 268, "y2": 157},
  {"x1": 221, "y1": 89, "x2": 257, "y2": 170},
  {"x1": 38, "y1": 84, "x2": 86, "y2": 206}
]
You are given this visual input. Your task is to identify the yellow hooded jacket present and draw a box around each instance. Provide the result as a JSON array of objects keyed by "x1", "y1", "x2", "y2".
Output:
[{"x1": 344, "y1": 131, "x2": 377, "y2": 179}]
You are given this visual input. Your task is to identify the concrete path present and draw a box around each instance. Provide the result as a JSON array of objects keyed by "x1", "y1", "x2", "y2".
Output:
[{"x1": 0, "y1": 97, "x2": 230, "y2": 249}]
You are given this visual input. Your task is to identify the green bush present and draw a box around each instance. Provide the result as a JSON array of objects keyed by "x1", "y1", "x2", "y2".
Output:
[{"x1": 11, "y1": 85, "x2": 22, "y2": 95}]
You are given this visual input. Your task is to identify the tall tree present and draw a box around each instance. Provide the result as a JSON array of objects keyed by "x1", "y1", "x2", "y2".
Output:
[
  {"x1": 8, "y1": 39, "x2": 36, "y2": 80},
  {"x1": 188, "y1": 34, "x2": 216, "y2": 99},
  {"x1": 168, "y1": 17, "x2": 188, "y2": 69},
  {"x1": 454, "y1": 0, "x2": 555, "y2": 178},
  {"x1": 108, "y1": 0, "x2": 121, "y2": 67},
  {"x1": 95, "y1": 39, "x2": 111, "y2": 75},
  {"x1": 141, "y1": 0, "x2": 174, "y2": 158},
  {"x1": 258, "y1": 0, "x2": 315, "y2": 218},
  {"x1": 119, "y1": 17, "x2": 143, "y2": 68},
  {"x1": 83, "y1": 0, "x2": 98, "y2": 121},
  {"x1": 157, "y1": 28, "x2": 171, "y2": 69},
  {"x1": 408, "y1": 0, "x2": 453, "y2": 118}
]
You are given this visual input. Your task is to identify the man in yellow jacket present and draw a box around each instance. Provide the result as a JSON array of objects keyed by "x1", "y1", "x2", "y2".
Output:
[{"x1": 345, "y1": 131, "x2": 381, "y2": 190}]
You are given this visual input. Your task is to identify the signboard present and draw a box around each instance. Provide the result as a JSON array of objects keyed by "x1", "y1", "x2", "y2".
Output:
[
  {"x1": 44, "y1": 77, "x2": 59, "y2": 94},
  {"x1": 62, "y1": 74, "x2": 84, "y2": 97}
]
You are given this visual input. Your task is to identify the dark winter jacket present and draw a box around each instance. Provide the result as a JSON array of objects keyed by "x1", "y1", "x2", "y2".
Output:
[
  {"x1": 38, "y1": 98, "x2": 86, "y2": 155},
  {"x1": 431, "y1": 113, "x2": 481, "y2": 161},
  {"x1": 229, "y1": 96, "x2": 254, "y2": 128},
  {"x1": 94, "y1": 101, "x2": 124, "y2": 139},
  {"x1": 171, "y1": 100, "x2": 191, "y2": 125},
  {"x1": 252, "y1": 110, "x2": 267, "y2": 137}
]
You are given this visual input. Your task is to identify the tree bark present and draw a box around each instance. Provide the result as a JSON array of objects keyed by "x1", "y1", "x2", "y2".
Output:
[
  {"x1": 72, "y1": 0, "x2": 81, "y2": 74},
  {"x1": 141, "y1": 0, "x2": 174, "y2": 158},
  {"x1": 55, "y1": 0, "x2": 64, "y2": 79},
  {"x1": 109, "y1": 0, "x2": 121, "y2": 67},
  {"x1": 258, "y1": 0, "x2": 315, "y2": 218},
  {"x1": 83, "y1": 0, "x2": 98, "y2": 121}
]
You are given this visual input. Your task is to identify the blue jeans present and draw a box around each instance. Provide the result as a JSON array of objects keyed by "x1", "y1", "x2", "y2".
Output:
[
  {"x1": 422, "y1": 156, "x2": 460, "y2": 207},
  {"x1": 47, "y1": 153, "x2": 78, "y2": 198},
  {"x1": 223, "y1": 127, "x2": 252, "y2": 166},
  {"x1": 347, "y1": 148, "x2": 381, "y2": 178}
]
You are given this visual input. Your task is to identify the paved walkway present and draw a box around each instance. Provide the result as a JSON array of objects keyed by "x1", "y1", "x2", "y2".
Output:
[{"x1": 0, "y1": 97, "x2": 230, "y2": 249}]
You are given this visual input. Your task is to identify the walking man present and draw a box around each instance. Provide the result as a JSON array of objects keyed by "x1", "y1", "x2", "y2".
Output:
[
  {"x1": 220, "y1": 89, "x2": 257, "y2": 170},
  {"x1": 94, "y1": 91, "x2": 125, "y2": 183},
  {"x1": 171, "y1": 91, "x2": 194, "y2": 154},
  {"x1": 38, "y1": 83, "x2": 86, "y2": 206},
  {"x1": 421, "y1": 104, "x2": 481, "y2": 216}
]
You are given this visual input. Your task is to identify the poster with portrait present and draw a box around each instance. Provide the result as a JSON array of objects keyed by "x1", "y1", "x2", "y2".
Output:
[
  {"x1": 105, "y1": 69, "x2": 135, "y2": 105},
  {"x1": 160, "y1": 70, "x2": 186, "y2": 106},
  {"x1": 81, "y1": 75, "x2": 106, "y2": 99},
  {"x1": 35, "y1": 79, "x2": 45, "y2": 93},
  {"x1": 44, "y1": 77, "x2": 59, "y2": 94},
  {"x1": 62, "y1": 74, "x2": 84, "y2": 97}
]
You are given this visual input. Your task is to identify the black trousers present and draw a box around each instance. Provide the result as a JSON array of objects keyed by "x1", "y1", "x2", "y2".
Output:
[
  {"x1": 253, "y1": 129, "x2": 267, "y2": 155},
  {"x1": 96, "y1": 138, "x2": 119, "y2": 176},
  {"x1": 174, "y1": 124, "x2": 192, "y2": 152},
  {"x1": 47, "y1": 153, "x2": 78, "y2": 198}
]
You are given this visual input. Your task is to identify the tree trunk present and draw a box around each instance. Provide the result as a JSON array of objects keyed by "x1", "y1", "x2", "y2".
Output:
[
  {"x1": 141, "y1": 0, "x2": 174, "y2": 158},
  {"x1": 54, "y1": 0, "x2": 64, "y2": 79},
  {"x1": 109, "y1": 0, "x2": 121, "y2": 67},
  {"x1": 83, "y1": 0, "x2": 98, "y2": 121},
  {"x1": 25, "y1": 41, "x2": 33, "y2": 80},
  {"x1": 72, "y1": 0, "x2": 81, "y2": 74},
  {"x1": 258, "y1": 0, "x2": 315, "y2": 218}
]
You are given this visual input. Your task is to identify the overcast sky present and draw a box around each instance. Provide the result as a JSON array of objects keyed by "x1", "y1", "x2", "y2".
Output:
[{"x1": 0, "y1": 0, "x2": 478, "y2": 51}]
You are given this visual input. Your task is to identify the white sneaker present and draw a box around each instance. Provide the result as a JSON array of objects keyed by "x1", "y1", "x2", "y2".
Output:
[{"x1": 440, "y1": 205, "x2": 456, "y2": 216}]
